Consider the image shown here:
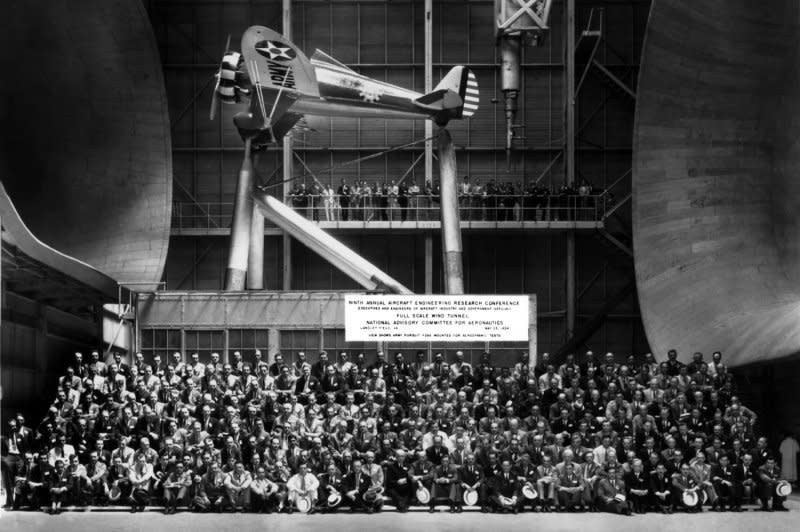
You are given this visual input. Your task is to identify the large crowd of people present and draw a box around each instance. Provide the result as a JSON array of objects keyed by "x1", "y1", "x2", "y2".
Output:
[
  {"x1": 1, "y1": 348, "x2": 793, "y2": 516},
  {"x1": 286, "y1": 177, "x2": 609, "y2": 223}
]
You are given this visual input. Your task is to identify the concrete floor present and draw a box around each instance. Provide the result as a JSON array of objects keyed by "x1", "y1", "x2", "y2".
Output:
[{"x1": 2, "y1": 498, "x2": 799, "y2": 532}]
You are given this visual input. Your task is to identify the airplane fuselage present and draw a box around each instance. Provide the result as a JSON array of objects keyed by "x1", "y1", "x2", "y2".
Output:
[{"x1": 259, "y1": 55, "x2": 432, "y2": 121}]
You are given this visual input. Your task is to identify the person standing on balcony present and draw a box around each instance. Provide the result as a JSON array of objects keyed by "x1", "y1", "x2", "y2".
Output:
[
  {"x1": 485, "y1": 180, "x2": 497, "y2": 221},
  {"x1": 361, "y1": 181, "x2": 372, "y2": 222},
  {"x1": 578, "y1": 180, "x2": 591, "y2": 221},
  {"x1": 398, "y1": 181, "x2": 409, "y2": 222},
  {"x1": 430, "y1": 180, "x2": 441, "y2": 221},
  {"x1": 337, "y1": 179, "x2": 351, "y2": 221},
  {"x1": 459, "y1": 176, "x2": 471, "y2": 221},
  {"x1": 471, "y1": 179, "x2": 484, "y2": 221},
  {"x1": 388, "y1": 180, "x2": 400, "y2": 222},
  {"x1": 406, "y1": 179, "x2": 420, "y2": 221},
  {"x1": 323, "y1": 184, "x2": 336, "y2": 221},
  {"x1": 374, "y1": 181, "x2": 387, "y2": 222},
  {"x1": 311, "y1": 184, "x2": 323, "y2": 221},
  {"x1": 421, "y1": 180, "x2": 433, "y2": 221},
  {"x1": 513, "y1": 180, "x2": 524, "y2": 221}
]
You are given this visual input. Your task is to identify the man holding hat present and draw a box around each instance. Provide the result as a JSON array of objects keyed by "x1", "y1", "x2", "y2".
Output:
[{"x1": 386, "y1": 449, "x2": 414, "y2": 512}]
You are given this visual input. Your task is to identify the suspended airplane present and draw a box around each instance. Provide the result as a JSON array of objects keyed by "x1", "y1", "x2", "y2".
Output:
[
  {"x1": 209, "y1": 26, "x2": 480, "y2": 146},
  {"x1": 210, "y1": 26, "x2": 479, "y2": 292}
]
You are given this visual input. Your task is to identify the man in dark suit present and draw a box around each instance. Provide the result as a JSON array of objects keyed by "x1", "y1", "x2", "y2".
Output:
[
  {"x1": 320, "y1": 365, "x2": 343, "y2": 398},
  {"x1": 596, "y1": 466, "x2": 631, "y2": 515},
  {"x1": 733, "y1": 453, "x2": 757, "y2": 510},
  {"x1": 112, "y1": 353, "x2": 131, "y2": 379},
  {"x1": 557, "y1": 462, "x2": 584, "y2": 512},
  {"x1": 293, "y1": 364, "x2": 321, "y2": 404},
  {"x1": 2, "y1": 416, "x2": 31, "y2": 507},
  {"x1": 310, "y1": 352, "x2": 329, "y2": 381},
  {"x1": 672, "y1": 463, "x2": 700, "y2": 513},
  {"x1": 425, "y1": 435, "x2": 449, "y2": 466},
  {"x1": 385, "y1": 450, "x2": 414, "y2": 512},
  {"x1": 711, "y1": 454, "x2": 735, "y2": 511},
  {"x1": 393, "y1": 352, "x2": 412, "y2": 379},
  {"x1": 459, "y1": 453, "x2": 487, "y2": 512},
  {"x1": 316, "y1": 463, "x2": 344, "y2": 513},
  {"x1": 756, "y1": 457, "x2": 788, "y2": 511},
  {"x1": 342, "y1": 458, "x2": 372, "y2": 513},
  {"x1": 134, "y1": 404, "x2": 162, "y2": 447},
  {"x1": 649, "y1": 462, "x2": 673, "y2": 513},
  {"x1": 491, "y1": 460, "x2": 520, "y2": 513},
  {"x1": 430, "y1": 454, "x2": 461, "y2": 513},
  {"x1": 751, "y1": 437, "x2": 772, "y2": 468},
  {"x1": 624, "y1": 459, "x2": 650, "y2": 513},
  {"x1": 268, "y1": 354, "x2": 285, "y2": 378}
]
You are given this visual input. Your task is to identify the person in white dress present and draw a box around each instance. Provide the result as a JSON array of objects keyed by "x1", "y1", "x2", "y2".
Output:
[{"x1": 779, "y1": 433, "x2": 799, "y2": 484}]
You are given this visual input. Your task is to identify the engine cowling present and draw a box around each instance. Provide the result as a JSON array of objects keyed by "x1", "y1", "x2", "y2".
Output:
[{"x1": 216, "y1": 51, "x2": 249, "y2": 103}]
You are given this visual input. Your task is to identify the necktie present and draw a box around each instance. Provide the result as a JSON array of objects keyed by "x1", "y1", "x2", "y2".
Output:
[
  {"x1": 301, "y1": 474, "x2": 306, "y2": 491},
  {"x1": 356, "y1": 474, "x2": 360, "y2": 490}
]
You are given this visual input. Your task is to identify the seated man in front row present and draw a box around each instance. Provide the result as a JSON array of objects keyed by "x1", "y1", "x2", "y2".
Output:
[
  {"x1": 491, "y1": 460, "x2": 520, "y2": 513},
  {"x1": 624, "y1": 459, "x2": 649, "y2": 514},
  {"x1": 286, "y1": 462, "x2": 319, "y2": 514},
  {"x1": 649, "y1": 462, "x2": 672, "y2": 513},
  {"x1": 556, "y1": 462, "x2": 584, "y2": 512},
  {"x1": 342, "y1": 458, "x2": 373, "y2": 513},
  {"x1": 595, "y1": 465, "x2": 631, "y2": 516},
  {"x1": 757, "y1": 457, "x2": 789, "y2": 512},
  {"x1": 430, "y1": 454, "x2": 461, "y2": 513},
  {"x1": 385, "y1": 450, "x2": 414, "y2": 512}
]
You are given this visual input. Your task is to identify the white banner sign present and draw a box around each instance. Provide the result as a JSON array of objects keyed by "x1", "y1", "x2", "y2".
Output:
[{"x1": 345, "y1": 295, "x2": 530, "y2": 342}]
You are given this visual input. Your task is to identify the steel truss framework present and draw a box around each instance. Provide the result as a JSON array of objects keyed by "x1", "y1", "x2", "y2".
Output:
[{"x1": 144, "y1": 0, "x2": 651, "y2": 358}]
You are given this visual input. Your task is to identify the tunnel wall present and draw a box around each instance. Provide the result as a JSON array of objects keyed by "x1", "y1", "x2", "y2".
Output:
[
  {"x1": 633, "y1": 0, "x2": 800, "y2": 366},
  {"x1": 0, "y1": 0, "x2": 172, "y2": 284}
]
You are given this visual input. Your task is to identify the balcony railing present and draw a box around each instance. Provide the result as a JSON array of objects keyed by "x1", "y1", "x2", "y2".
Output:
[
  {"x1": 285, "y1": 193, "x2": 606, "y2": 222},
  {"x1": 171, "y1": 194, "x2": 610, "y2": 230}
]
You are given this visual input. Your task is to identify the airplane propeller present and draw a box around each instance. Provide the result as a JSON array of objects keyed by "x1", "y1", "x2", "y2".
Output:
[{"x1": 209, "y1": 34, "x2": 232, "y2": 121}]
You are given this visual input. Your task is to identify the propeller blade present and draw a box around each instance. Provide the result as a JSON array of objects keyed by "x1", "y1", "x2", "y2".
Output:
[
  {"x1": 209, "y1": 35, "x2": 232, "y2": 121},
  {"x1": 209, "y1": 74, "x2": 221, "y2": 121}
]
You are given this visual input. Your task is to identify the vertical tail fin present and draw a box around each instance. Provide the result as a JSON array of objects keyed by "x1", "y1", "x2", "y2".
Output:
[
  {"x1": 416, "y1": 66, "x2": 480, "y2": 122},
  {"x1": 434, "y1": 66, "x2": 480, "y2": 117}
]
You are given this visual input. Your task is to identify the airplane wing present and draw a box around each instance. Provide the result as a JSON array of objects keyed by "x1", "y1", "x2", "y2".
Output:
[
  {"x1": 241, "y1": 26, "x2": 319, "y2": 97},
  {"x1": 310, "y1": 49, "x2": 357, "y2": 74}
]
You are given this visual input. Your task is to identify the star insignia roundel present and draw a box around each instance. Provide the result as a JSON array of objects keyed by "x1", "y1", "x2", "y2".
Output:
[{"x1": 254, "y1": 40, "x2": 296, "y2": 62}]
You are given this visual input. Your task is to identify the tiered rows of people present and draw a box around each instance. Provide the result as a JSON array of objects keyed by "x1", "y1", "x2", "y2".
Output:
[{"x1": 1, "y1": 348, "x2": 792, "y2": 515}]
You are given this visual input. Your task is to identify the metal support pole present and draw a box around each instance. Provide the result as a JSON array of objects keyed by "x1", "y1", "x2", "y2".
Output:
[
  {"x1": 500, "y1": 35, "x2": 521, "y2": 166},
  {"x1": 225, "y1": 137, "x2": 254, "y2": 290},
  {"x1": 247, "y1": 203, "x2": 265, "y2": 289},
  {"x1": 565, "y1": 0, "x2": 576, "y2": 341},
  {"x1": 565, "y1": 0, "x2": 576, "y2": 186},
  {"x1": 424, "y1": 0, "x2": 433, "y2": 185},
  {"x1": 566, "y1": 231, "x2": 576, "y2": 341},
  {"x1": 437, "y1": 129, "x2": 464, "y2": 295},
  {"x1": 425, "y1": 232, "x2": 433, "y2": 294},
  {"x1": 528, "y1": 294, "x2": 537, "y2": 371},
  {"x1": 282, "y1": 0, "x2": 293, "y2": 291}
]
